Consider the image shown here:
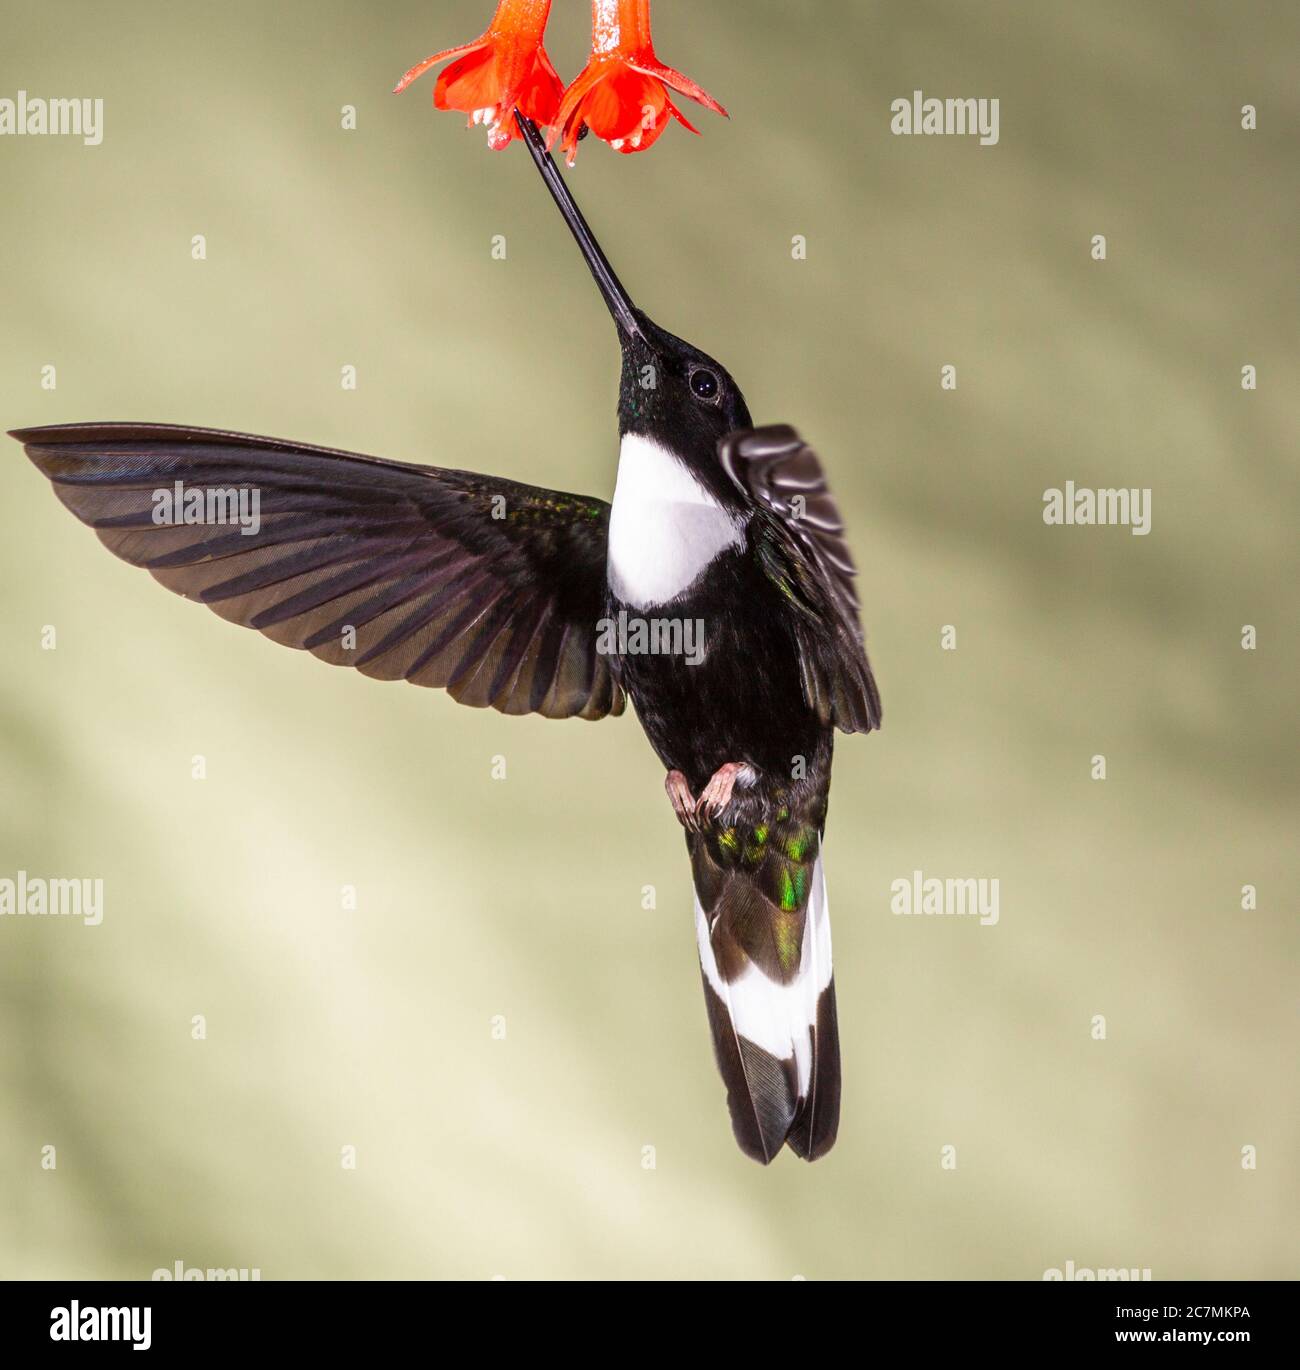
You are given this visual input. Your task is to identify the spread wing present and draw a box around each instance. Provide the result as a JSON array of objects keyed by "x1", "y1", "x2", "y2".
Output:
[
  {"x1": 13, "y1": 422, "x2": 624, "y2": 720},
  {"x1": 719, "y1": 424, "x2": 880, "y2": 735}
]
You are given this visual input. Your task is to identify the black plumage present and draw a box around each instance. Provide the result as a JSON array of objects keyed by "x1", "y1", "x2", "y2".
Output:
[
  {"x1": 15, "y1": 423, "x2": 622, "y2": 720},
  {"x1": 11, "y1": 114, "x2": 881, "y2": 1164}
]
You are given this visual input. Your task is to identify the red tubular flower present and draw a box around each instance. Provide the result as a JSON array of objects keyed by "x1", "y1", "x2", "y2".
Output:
[
  {"x1": 557, "y1": 0, "x2": 727, "y2": 163},
  {"x1": 394, "y1": 0, "x2": 563, "y2": 151}
]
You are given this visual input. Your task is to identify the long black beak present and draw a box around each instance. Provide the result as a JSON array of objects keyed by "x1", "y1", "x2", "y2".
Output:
[{"x1": 514, "y1": 114, "x2": 643, "y2": 341}]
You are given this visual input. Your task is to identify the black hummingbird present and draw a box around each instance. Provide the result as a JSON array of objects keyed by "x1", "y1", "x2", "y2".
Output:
[{"x1": 12, "y1": 116, "x2": 880, "y2": 1164}]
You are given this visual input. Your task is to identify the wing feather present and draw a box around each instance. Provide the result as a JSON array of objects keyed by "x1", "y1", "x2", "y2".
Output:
[
  {"x1": 720, "y1": 425, "x2": 880, "y2": 734},
  {"x1": 13, "y1": 421, "x2": 624, "y2": 721}
]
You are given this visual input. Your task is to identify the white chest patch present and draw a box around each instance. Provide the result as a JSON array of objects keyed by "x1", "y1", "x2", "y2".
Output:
[{"x1": 607, "y1": 432, "x2": 744, "y2": 609}]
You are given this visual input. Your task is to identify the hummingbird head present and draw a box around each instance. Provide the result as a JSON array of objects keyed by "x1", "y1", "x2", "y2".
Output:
[
  {"x1": 516, "y1": 116, "x2": 752, "y2": 505},
  {"x1": 615, "y1": 312, "x2": 751, "y2": 452}
]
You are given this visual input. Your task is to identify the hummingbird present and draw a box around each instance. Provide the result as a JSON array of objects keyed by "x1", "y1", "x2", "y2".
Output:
[{"x1": 12, "y1": 116, "x2": 880, "y2": 1164}]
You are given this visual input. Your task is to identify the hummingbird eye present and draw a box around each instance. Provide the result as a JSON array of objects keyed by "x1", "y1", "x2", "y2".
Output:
[{"x1": 690, "y1": 368, "x2": 720, "y2": 402}]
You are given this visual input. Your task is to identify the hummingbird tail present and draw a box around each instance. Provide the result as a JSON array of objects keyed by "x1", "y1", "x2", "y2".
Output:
[{"x1": 692, "y1": 848, "x2": 841, "y2": 1164}]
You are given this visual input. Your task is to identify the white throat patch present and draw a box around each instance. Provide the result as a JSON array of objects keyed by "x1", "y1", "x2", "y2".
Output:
[{"x1": 607, "y1": 432, "x2": 744, "y2": 609}]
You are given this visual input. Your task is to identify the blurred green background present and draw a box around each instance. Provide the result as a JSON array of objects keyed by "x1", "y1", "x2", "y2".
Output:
[{"x1": 1, "y1": 0, "x2": 1296, "y2": 1280}]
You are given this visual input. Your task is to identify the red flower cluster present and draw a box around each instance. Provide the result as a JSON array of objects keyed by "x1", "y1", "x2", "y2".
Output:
[{"x1": 395, "y1": 0, "x2": 726, "y2": 161}]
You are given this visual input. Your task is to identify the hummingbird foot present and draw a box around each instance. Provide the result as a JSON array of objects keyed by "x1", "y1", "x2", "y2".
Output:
[
  {"x1": 665, "y1": 770, "x2": 698, "y2": 830},
  {"x1": 695, "y1": 762, "x2": 759, "y2": 827}
]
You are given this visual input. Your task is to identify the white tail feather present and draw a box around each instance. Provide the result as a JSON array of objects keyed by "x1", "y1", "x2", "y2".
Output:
[{"x1": 695, "y1": 853, "x2": 832, "y2": 1099}]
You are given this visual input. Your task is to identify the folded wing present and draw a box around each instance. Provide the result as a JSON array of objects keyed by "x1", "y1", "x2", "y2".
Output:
[{"x1": 719, "y1": 424, "x2": 880, "y2": 734}]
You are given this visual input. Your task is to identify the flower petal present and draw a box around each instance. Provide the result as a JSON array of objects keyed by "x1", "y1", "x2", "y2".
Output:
[
  {"x1": 559, "y1": 60, "x2": 673, "y2": 159},
  {"x1": 517, "y1": 45, "x2": 565, "y2": 128},
  {"x1": 616, "y1": 103, "x2": 671, "y2": 153},
  {"x1": 434, "y1": 48, "x2": 506, "y2": 114},
  {"x1": 665, "y1": 96, "x2": 701, "y2": 137},
  {"x1": 394, "y1": 41, "x2": 488, "y2": 95},
  {"x1": 628, "y1": 59, "x2": 728, "y2": 118}
]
